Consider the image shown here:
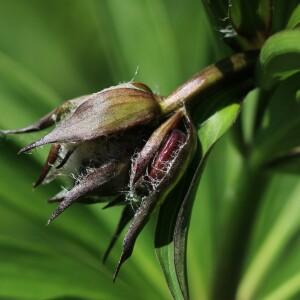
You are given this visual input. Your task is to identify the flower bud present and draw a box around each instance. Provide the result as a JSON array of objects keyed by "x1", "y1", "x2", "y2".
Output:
[
  {"x1": 18, "y1": 82, "x2": 162, "y2": 153},
  {"x1": 1, "y1": 81, "x2": 197, "y2": 281},
  {"x1": 113, "y1": 109, "x2": 197, "y2": 279},
  {"x1": 40, "y1": 127, "x2": 150, "y2": 223}
]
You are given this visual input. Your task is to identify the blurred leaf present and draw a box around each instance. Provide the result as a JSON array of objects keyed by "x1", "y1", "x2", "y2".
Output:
[
  {"x1": 155, "y1": 103, "x2": 240, "y2": 299},
  {"x1": 287, "y1": 4, "x2": 300, "y2": 29},
  {"x1": 237, "y1": 176, "x2": 300, "y2": 300},
  {"x1": 1, "y1": 1, "x2": 300, "y2": 300},
  {"x1": 0, "y1": 141, "x2": 133, "y2": 300},
  {"x1": 200, "y1": 0, "x2": 231, "y2": 36},
  {"x1": 203, "y1": 0, "x2": 272, "y2": 50},
  {"x1": 0, "y1": 113, "x2": 168, "y2": 299},
  {"x1": 201, "y1": 0, "x2": 228, "y2": 22},
  {"x1": 155, "y1": 154, "x2": 202, "y2": 300},
  {"x1": 259, "y1": 29, "x2": 300, "y2": 88},
  {"x1": 257, "y1": 0, "x2": 273, "y2": 32},
  {"x1": 187, "y1": 133, "x2": 243, "y2": 300},
  {"x1": 265, "y1": 147, "x2": 300, "y2": 174},
  {"x1": 229, "y1": 0, "x2": 266, "y2": 36},
  {"x1": 198, "y1": 104, "x2": 241, "y2": 153},
  {"x1": 252, "y1": 73, "x2": 300, "y2": 167},
  {"x1": 271, "y1": 0, "x2": 299, "y2": 32}
]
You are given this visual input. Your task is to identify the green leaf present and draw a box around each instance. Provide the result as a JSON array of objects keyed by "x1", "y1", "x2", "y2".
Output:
[
  {"x1": 271, "y1": 0, "x2": 299, "y2": 32},
  {"x1": 264, "y1": 147, "x2": 300, "y2": 174},
  {"x1": 259, "y1": 29, "x2": 300, "y2": 88},
  {"x1": 155, "y1": 152, "x2": 202, "y2": 300},
  {"x1": 287, "y1": 4, "x2": 300, "y2": 29},
  {"x1": 155, "y1": 103, "x2": 240, "y2": 299},
  {"x1": 252, "y1": 73, "x2": 300, "y2": 167},
  {"x1": 0, "y1": 141, "x2": 133, "y2": 300},
  {"x1": 202, "y1": 0, "x2": 272, "y2": 51},
  {"x1": 229, "y1": 0, "x2": 264, "y2": 36},
  {"x1": 3, "y1": 1, "x2": 300, "y2": 300},
  {"x1": 200, "y1": 0, "x2": 232, "y2": 39},
  {"x1": 198, "y1": 104, "x2": 241, "y2": 153},
  {"x1": 237, "y1": 177, "x2": 300, "y2": 300}
]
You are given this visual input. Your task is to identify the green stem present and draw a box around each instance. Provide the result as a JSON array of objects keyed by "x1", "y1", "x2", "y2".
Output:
[
  {"x1": 212, "y1": 160, "x2": 271, "y2": 300},
  {"x1": 160, "y1": 51, "x2": 258, "y2": 114}
]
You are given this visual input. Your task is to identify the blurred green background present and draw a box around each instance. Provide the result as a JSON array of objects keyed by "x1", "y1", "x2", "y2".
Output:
[{"x1": 0, "y1": 1, "x2": 299, "y2": 299}]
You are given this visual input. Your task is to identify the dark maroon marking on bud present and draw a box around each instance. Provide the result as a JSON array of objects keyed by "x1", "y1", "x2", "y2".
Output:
[
  {"x1": 149, "y1": 129, "x2": 186, "y2": 182},
  {"x1": 34, "y1": 144, "x2": 61, "y2": 188},
  {"x1": 130, "y1": 111, "x2": 183, "y2": 186}
]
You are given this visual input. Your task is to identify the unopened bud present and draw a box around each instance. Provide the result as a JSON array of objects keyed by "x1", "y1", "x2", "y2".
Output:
[{"x1": 113, "y1": 109, "x2": 197, "y2": 279}]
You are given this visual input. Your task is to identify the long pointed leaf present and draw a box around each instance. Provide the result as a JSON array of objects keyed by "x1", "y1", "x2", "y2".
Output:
[{"x1": 155, "y1": 103, "x2": 240, "y2": 299}]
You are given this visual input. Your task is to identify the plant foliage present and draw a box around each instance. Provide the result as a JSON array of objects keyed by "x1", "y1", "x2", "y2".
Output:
[{"x1": 0, "y1": 1, "x2": 299, "y2": 300}]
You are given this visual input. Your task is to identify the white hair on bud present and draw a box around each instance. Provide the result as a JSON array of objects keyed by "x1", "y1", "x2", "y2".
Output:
[
  {"x1": 127, "y1": 129, "x2": 188, "y2": 208},
  {"x1": 219, "y1": 25, "x2": 237, "y2": 38},
  {"x1": 130, "y1": 66, "x2": 140, "y2": 82}
]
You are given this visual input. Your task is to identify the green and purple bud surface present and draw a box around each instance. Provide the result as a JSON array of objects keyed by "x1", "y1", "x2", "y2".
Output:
[{"x1": 0, "y1": 80, "x2": 197, "y2": 278}]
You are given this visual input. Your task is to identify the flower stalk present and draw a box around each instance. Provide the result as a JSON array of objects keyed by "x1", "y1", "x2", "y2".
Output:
[{"x1": 160, "y1": 51, "x2": 258, "y2": 114}]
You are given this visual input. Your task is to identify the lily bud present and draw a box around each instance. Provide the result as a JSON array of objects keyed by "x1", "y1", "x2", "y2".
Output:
[
  {"x1": 113, "y1": 109, "x2": 197, "y2": 279},
  {"x1": 2, "y1": 82, "x2": 162, "y2": 153},
  {"x1": 0, "y1": 81, "x2": 162, "y2": 220},
  {"x1": 1, "y1": 81, "x2": 197, "y2": 281},
  {"x1": 41, "y1": 127, "x2": 150, "y2": 223}
]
